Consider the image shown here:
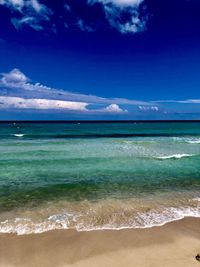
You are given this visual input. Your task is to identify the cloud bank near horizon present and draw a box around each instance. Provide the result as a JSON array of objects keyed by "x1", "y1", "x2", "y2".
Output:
[
  {"x1": 0, "y1": 68, "x2": 145, "y2": 115},
  {"x1": 0, "y1": 68, "x2": 200, "y2": 119}
]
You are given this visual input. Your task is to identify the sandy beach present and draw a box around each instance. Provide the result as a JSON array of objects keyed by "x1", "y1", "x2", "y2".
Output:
[{"x1": 0, "y1": 217, "x2": 200, "y2": 267}]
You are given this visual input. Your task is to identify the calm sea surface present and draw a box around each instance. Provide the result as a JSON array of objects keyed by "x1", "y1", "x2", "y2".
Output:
[{"x1": 0, "y1": 122, "x2": 200, "y2": 234}]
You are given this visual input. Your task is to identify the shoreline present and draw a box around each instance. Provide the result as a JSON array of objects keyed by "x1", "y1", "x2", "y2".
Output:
[{"x1": 1, "y1": 217, "x2": 200, "y2": 267}]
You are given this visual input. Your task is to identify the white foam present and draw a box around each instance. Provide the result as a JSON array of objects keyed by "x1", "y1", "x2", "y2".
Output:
[
  {"x1": 76, "y1": 206, "x2": 200, "y2": 232},
  {"x1": 0, "y1": 213, "x2": 81, "y2": 235},
  {"x1": 155, "y1": 154, "x2": 194, "y2": 160},
  {"x1": 14, "y1": 134, "x2": 24, "y2": 137},
  {"x1": 1, "y1": 206, "x2": 200, "y2": 235},
  {"x1": 187, "y1": 140, "x2": 200, "y2": 144},
  {"x1": 0, "y1": 218, "x2": 56, "y2": 235}
]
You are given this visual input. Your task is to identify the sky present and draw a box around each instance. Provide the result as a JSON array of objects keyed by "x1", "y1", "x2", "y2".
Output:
[{"x1": 0, "y1": 0, "x2": 200, "y2": 120}]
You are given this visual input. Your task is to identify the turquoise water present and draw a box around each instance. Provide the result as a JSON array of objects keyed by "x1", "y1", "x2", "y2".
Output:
[{"x1": 0, "y1": 122, "x2": 200, "y2": 234}]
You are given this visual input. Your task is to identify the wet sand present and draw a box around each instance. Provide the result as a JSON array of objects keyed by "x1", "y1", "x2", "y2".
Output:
[{"x1": 0, "y1": 217, "x2": 200, "y2": 267}]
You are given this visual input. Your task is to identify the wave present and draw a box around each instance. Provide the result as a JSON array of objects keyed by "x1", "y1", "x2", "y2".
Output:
[
  {"x1": 154, "y1": 154, "x2": 194, "y2": 160},
  {"x1": 1, "y1": 206, "x2": 200, "y2": 235},
  {"x1": 8, "y1": 133, "x2": 200, "y2": 139},
  {"x1": 13, "y1": 134, "x2": 24, "y2": 137},
  {"x1": 78, "y1": 206, "x2": 200, "y2": 232},
  {"x1": 186, "y1": 140, "x2": 200, "y2": 144},
  {"x1": 172, "y1": 137, "x2": 200, "y2": 144}
]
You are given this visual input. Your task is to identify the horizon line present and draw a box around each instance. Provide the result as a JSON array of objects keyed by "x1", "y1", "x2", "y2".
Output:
[{"x1": 1, "y1": 120, "x2": 200, "y2": 123}]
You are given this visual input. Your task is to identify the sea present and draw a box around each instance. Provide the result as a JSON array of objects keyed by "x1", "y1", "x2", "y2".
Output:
[{"x1": 0, "y1": 121, "x2": 200, "y2": 234}]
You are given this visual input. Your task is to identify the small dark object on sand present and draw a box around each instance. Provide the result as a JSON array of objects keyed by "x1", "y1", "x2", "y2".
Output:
[{"x1": 195, "y1": 254, "x2": 200, "y2": 261}]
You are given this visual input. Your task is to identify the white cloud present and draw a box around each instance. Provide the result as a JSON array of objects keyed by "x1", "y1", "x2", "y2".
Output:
[
  {"x1": 0, "y1": 0, "x2": 147, "y2": 33},
  {"x1": 12, "y1": 16, "x2": 43, "y2": 30},
  {"x1": 0, "y1": 69, "x2": 149, "y2": 106},
  {"x1": 0, "y1": 68, "x2": 51, "y2": 93},
  {"x1": 175, "y1": 99, "x2": 200, "y2": 104},
  {"x1": 154, "y1": 99, "x2": 200, "y2": 104},
  {"x1": 77, "y1": 19, "x2": 95, "y2": 32},
  {"x1": 0, "y1": 0, "x2": 24, "y2": 11},
  {"x1": 0, "y1": 68, "x2": 172, "y2": 117},
  {"x1": 0, "y1": 0, "x2": 52, "y2": 30},
  {"x1": 102, "y1": 103, "x2": 127, "y2": 113},
  {"x1": 0, "y1": 68, "x2": 147, "y2": 114},
  {"x1": 0, "y1": 96, "x2": 128, "y2": 115},
  {"x1": 0, "y1": 96, "x2": 88, "y2": 111},
  {"x1": 89, "y1": 0, "x2": 143, "y2": 7},
  {"x1": 89, "y1": 0, "x2": 146, "y2": 34},
  {"x1": 3, "y1": 69, "x2": 198, "y2": 118},
  {"x1": 30, "y1": 0, "x2": 44, "y2": 13},
  {"x1": 1, "y1": 68, "x2": 29, "y2": 86},
  {"x1": 138, "y1": 105, "x2": 159, "y2": 111}
]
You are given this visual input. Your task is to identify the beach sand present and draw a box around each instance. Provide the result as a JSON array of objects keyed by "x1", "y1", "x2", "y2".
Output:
[{"x1": 0, "y1": 217, "x2": 200, "y2": 267}]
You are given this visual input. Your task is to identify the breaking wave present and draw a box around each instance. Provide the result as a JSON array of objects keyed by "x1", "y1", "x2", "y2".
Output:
[
  {"x1": 1, "y1": 205, "x2": 200, "y2": 235},
  {"x1": 154, "y1": 154, "x2": 194, "y2": 160},
  {"x1": 13, "y1": 134, "x2": 24, "y2": 137},
  {"x1": 186, "y1": 140, "x2": 200, "y2": 144}
]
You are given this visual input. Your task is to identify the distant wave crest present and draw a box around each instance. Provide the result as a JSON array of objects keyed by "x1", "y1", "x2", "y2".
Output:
[
  {"x1": 154, "y1": 154, "x2": 194, "y2": 160},
  {"x1": 13, "y1": 134, "x2": 24, "y2": 137},
  {"x1": 186, "y1": 140, "x2": 200, "y2": 144}
]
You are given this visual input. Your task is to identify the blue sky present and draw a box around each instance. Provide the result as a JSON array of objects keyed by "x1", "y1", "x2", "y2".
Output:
[{"x1": 0, "y1": 0, "x2": 200, "y2": 120}]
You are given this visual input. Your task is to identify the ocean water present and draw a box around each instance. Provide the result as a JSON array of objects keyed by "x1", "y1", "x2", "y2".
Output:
[{"x1": 0, "y1": 122, "x2": 200, "y2": 234}]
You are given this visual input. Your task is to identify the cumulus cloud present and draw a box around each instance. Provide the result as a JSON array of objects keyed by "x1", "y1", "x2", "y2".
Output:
[
  {"x1": 0, "y1": 68, "x2": 155, "y2": 115},
  {"x1": 88, "y1": 0, "x2": 146, "y2": 34},
  {"x1": 0, "y1": 69, "x2": 199, "y2": 119},
  {"x1": 102, "y1": 103, "x2": 127, "y2": 113},
  {"x1": 0, "y1": 69, "x2": 149, "y2": 106},
  {"x1": 0, "y1": 68, "x2": 53, "y2": 94},
  {"x1": 0, "y1": 0, "x2": 52, "y2": 30},
  {"x1": 1, "y1": 68, "x2": 29, "y2": 86},
  {"x1": 2, "y1": 69, "x2": 198, "y2": 118},
  {"x1": 0, "y1": 96, "x2": 88, "y2": 110},
  {"x1": 138, "y1": 105, "x2": 159, "y2": 111}
]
